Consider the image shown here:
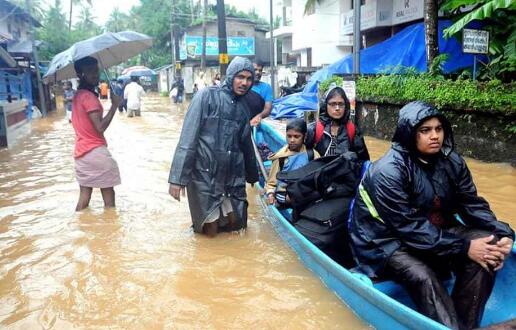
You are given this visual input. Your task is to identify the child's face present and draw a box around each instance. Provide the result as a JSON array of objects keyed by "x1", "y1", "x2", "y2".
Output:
[{"x1": 286, "y1": 129, "x2": 304, "y2": 152}]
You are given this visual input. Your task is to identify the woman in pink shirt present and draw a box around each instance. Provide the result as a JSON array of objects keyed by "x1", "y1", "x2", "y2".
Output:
[{"x1": 71, "y1": 57, "x2": 121, "y2": 210}]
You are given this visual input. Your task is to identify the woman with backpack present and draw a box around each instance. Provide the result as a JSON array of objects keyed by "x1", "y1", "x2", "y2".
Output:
[{"x1": 305, "y1": 84, "x2": 369, "y2": 161}]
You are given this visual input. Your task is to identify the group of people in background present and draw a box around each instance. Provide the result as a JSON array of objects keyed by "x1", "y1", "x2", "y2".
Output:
[{"x1": 63, "y1": 75, "x2": 146, "y2": 122}]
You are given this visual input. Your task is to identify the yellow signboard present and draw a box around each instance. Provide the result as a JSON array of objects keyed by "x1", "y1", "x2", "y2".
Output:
[
  {"x1": 219, "y1": 53, "x2": 229, "y2": 64},
  {"x1": 175, "y1": 62, "x2": 182, "y2": 70}
]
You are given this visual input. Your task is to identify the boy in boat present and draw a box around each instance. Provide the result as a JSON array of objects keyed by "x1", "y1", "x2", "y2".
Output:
[
  {"x1": 265, "y1": 118, "x2": 319, "y2": 207},
  {"x1": 349, "y1": 101, "x2": 514, "y2": 330}
]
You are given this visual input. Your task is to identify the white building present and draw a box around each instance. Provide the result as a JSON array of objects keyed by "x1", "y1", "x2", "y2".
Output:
[
  {"x1": 0, "y1": 0, "x2": 35, "y2": 43},
  {"x1": 271, "y1": 0, "x2": 426, "y2": 69}
]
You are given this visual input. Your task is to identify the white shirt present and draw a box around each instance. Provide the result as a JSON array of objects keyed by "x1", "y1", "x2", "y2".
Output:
[{"x1": 124, "y1": 82, "x2": 146, "y2": 110}]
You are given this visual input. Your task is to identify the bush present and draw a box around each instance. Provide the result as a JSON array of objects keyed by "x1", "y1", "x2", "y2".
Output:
[{"x1": 355, "y1": 74, "x2": 516, "y2": 115}]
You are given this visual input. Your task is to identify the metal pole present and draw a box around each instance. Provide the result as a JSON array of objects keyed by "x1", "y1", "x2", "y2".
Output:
[
  {"x1": 472, "y1": 55, "x2": 477, "y2": 80},
  {"x1": 25, "y1": 0, "x2": 47, "y2": 116},
  {"x1": 216, "y1": 0, "x2": 228, "y2": 76},
  {"x1": 172, "y1": 0, "x2": 181, "y2": 77},
  {"x1": 352, "y1": 0, "x2": 361, "y2": 75},
  {"x1": 269, "y1": 0, "x2": 276, "y2": 97},
  {"x1": 201, "y1": 0, "x2": 207, "y2": 70},
  {"x1": 170, "y1": 8, "x2": 175, "y2": 64}
]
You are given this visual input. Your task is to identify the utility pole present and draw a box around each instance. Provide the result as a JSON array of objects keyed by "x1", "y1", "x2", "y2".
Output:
[
  {"x1": 170, "y1": 6, "x2": 175, "y2": 64},
  {"x1": 201, "y1": 0, "x2": 207, "y2": 70},
  {"x1": 269, "y1": 0, "x2": 276, "y2": 97},
  {"x1": 172, "y1": 0, "x2": 181, "y2": 77},
  {"x1": 216, "y1": 0, "x2": 228, "y2": 76},
  {"x1": 25, "y1": 0, "x2": 47, "y2": 116},
  {"x1": 352, "y1": 0, "x2": 361, "y2": 75}
]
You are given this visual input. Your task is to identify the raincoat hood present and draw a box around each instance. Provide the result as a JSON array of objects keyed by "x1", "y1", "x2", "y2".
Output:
[
  {"x1": 392, "y1": 101, "x2": 454, "y2": 156},
  {"x1": 319, "y1": 84, "x2": 351, "y2": 125},
  {"x1": 222, "y1": 56, "x2": 255, "y2": 95}
]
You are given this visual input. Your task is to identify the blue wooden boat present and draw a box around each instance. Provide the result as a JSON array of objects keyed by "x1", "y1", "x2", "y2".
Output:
[{"x1": 253, "y1": 122, "x2": 516, "y2": 330}]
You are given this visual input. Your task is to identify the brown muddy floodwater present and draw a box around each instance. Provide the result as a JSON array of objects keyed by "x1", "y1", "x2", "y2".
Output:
[{"x1": 0, "y1": 95, "x2": 515, "y2": 329}]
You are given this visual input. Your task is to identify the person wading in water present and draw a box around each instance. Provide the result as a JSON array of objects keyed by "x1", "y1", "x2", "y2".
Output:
[
  {"x1": 168, "y1": 57, "x2": 259, "y2": 237},
  {"x1": 71, "y1": 56, "x2": 121, "y2": 210}
]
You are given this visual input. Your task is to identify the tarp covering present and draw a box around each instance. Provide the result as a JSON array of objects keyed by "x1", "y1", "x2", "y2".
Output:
[{"x1": 272, "y1": 20, "x2": 485, "y2": 119}]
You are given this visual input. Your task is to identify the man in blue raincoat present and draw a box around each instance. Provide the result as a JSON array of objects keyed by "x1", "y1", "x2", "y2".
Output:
[{"x1": 168, "y1": 57, "x2": 259, "y2": 237}]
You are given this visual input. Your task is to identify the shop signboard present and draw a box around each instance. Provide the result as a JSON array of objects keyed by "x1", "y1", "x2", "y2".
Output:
[
  {"x1": 392, "y1": 0, "x2": 423, "y2": 25},
  {"x1": 180, "y1": 36, "x2": 255, "y2": 60},
  {"x1": 341, "y1": 0, "x2": 393, "y2": 35}
]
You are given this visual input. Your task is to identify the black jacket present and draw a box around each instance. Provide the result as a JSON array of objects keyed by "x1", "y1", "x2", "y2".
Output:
[
  {"x1": 350, "y1": 101, "x2": 514, "y2": 277},
  {"x1": 168, "y1": 57, "x2": 259, "y2": 233},
  {"x1": 305, "y1": 88, "x2": 369, "y2": 161}
]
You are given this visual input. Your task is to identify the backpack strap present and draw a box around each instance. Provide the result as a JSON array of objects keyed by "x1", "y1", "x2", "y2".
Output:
[
  {"x1": 279, "y1": 157, "x2": 286, "y2": 171},
  {"x1": 346, "y1": 120, "x2": 356, "y2": 145},
  {"x1": 307, "y1": 148, "x2": 315, "y2": 161},
  {"x1": 314, "y1": 120, "x2": 325, "y2": 144},
  {"x1": 279, "y1": 149, "x2": 314, "y2": 172},
  {"x1": 315, "y1": 119, "x2": 356, "y2": 145}
]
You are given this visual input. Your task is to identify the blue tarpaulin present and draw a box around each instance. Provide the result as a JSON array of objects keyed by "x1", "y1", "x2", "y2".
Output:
[{"x1": 272, "y1": 20, "x2": 485, "y2": 119}]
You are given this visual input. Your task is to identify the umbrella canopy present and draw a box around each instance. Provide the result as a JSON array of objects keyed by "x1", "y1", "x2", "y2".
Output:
[
  {"x1": 116, "y1": 75, "x2": 132, "y2": 83},
  {"x1": 43, "y1": 31, "x2": 153, "y2": 84},
  {"x1": 121, "y1": 66, "x2": 156, "y2": 77}
]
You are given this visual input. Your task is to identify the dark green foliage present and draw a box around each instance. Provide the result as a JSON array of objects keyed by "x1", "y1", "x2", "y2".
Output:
[
  {"x1": 441, "y1": 0, "x2": 516, "y2": 82},
  {"x1": 319, "y1": 76, "x2": 343, "y2": 95},
  {"x1": 355, "y1": 73, "x2": 516, "y2": 114},
  {"x1": 70, "y1": 7, "x2": 102, "y2": 43},
  {"x1": 36, "y1": 0, "x2": 70, "y2": 61},
  {"x1": 105, "y1": 7, "x2": 132, "y2": 33},
  {"x1": 36, "y1": 0, "x2": 270, "y2": 68}
]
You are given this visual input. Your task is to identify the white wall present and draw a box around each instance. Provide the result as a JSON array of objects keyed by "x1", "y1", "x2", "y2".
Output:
[
  {"x1": 0, "y1": 11, "x2": 11, "y2": 38},
  {"x1": 290, "y1": 0, "x2": 352, "y2": 67},
  {"x1": 0, "y1": 9, "x2": 32, "y2": 42}
]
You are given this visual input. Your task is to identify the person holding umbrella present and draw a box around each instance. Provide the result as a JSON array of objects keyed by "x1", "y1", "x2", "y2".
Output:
[
  {"x1": 72, "y1": 56, "x2": 121, "y2": 210},
  {"x1": 42, "y1": 31, "x2": 154, "y2": 210}
]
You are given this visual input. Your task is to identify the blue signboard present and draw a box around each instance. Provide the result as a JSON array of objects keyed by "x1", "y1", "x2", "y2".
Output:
[{"x1": 180, "y1": 36, "x2": 255, "y2": 60}]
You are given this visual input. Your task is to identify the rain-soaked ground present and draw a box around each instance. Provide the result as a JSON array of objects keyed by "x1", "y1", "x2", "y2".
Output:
[{"x1": 0, "y1": 94, "x2": 515, "y2": 329}]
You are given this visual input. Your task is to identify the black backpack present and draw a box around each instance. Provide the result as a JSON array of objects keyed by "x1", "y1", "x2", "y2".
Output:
[
  {"x1": 277, "y1": 152, "x2": 361, "y2": 210},
  {"x1": 294, "y1": 197, "x2": 356, "y2": 267}
]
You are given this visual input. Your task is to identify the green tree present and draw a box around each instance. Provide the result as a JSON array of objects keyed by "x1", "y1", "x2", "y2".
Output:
[
  {"x1": 68, "y1": 0, "x2": 92, "y2": 31},
  {"x1": 70, "y1": 6, "x2": 102, "y2": 42},
  {"x1": 105, "y1": 7, "x2": 131, "y2": 32},
  {"x1": 36, "y1": 0, "x2": 70, "y2": 60},
  {"x1": 126, "y1": 0, "x2": 195, "y2": 68}
]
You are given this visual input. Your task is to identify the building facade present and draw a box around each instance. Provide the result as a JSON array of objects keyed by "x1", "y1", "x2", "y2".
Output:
[
  {"x1": 272, "y1": 0, "x2": 427, "y2": 69},
  {"x1": 179, "y1": 17, "x2": 270, "y2": 66},
  {"x1": 0, "y1": 0, "x2": 42, "y2": 148}
]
